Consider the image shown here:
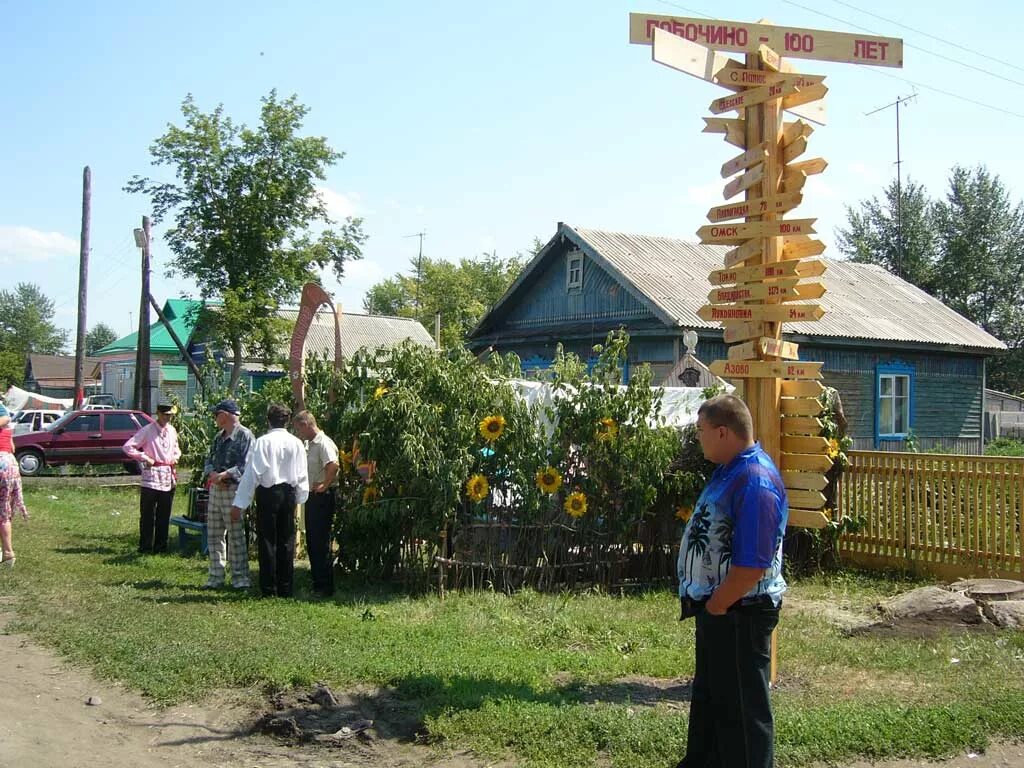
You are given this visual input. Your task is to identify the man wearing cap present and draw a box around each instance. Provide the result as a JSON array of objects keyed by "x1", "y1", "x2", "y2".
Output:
[
  {"x1": 124, "y1": 404, "x2": 182, "y2": 553},
  {"x1": 202, "y1": 399, "x2": 255, "y2": 589},
  {"x1": 231, "y1": 403, "x2": 308, "y2": 598}
]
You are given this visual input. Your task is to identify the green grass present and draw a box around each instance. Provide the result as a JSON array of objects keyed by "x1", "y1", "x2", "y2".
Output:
[{"x1": 1, "y1": 487, "x2": 1022, "y2": 767}]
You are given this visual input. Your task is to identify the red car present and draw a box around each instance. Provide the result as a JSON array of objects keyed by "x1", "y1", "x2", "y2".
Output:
[{"x1": 13, "y1": 409, "x2": 155, "y2": 476}]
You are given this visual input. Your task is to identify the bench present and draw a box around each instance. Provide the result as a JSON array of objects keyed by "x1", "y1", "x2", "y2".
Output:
[{"x1": 170, "y1": 516, "x2": 208, "y2": 555}]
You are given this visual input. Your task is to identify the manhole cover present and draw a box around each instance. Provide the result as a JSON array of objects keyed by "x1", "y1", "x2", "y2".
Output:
[{"x1": 962, "y1": 579, "x2": 1024, "y2": 601}]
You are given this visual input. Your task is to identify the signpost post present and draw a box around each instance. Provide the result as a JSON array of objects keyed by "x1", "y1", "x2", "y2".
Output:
[{"x1": 637, "y1": 14, "x2": 902, "y2": 679}]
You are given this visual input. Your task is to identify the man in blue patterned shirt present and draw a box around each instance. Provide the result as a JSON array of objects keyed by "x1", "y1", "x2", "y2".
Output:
[{"x1": 676, "y1": 394, "x2": 788, "y2": 768}]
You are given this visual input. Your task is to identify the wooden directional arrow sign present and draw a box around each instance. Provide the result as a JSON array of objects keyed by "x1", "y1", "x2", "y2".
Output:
[
  {"x1": 794, "y1": 282, "x2": 826, "y2": 299},
  {"x1": 651, "y1": 27, "x2": 738, "y2": 87},
  {"x1": 781, "y1": 380, "x2": 825, "y2": 398},
  {"x1": 786, "y1": 158, "x2": 828, "y2": 177},
  {"x1": 782, "y1": 83, "x2": 829, "y2": 112},
  {"x1": 782, "y1": 416, "x2": 824, "y2": 435},
  {"x1": 727, "y1": 336, "x2": 800, "y2": 361},
  {"x1": 721, "y1": 142, "x2": 768, "y2": 178},
  {"x1": 782, "y1": 471, "x2": 828, "y2": 491},
  {"x1": 723, "y1": 322, "x2": 761, "y2": 344},
  {"x1": 788, "y1": 509, "x2": 829, "y2": 529},
  {"x1": 710, "y1": 80, "x2": 797, "y2": 114},
  {"x1": 781, "y1": 397, "x2": 826, "y2": 416},
  {"x1": 709, "y1": 360, "x2": 823, "y2": 379},
  {"x1": 629, "y1": 14, "x2": 904, "y2": 68},
  {"x1": 782, "y1": 238, "x2": 826, "y2": 259},
  {"x1": 699, "y1": 304, "x2": 826, "y2": 324},
  {"x1": 710, "y1": 280, "x2": 801, "y2": 304},
  {"x1": 697, "y1": 219, "x2": 816, "y2": 244},
  {"x1": 724, "y1": 238, "x2": 763, "y2": 269},
  {"x1": 783, "y1": 170, "x2": 807, "y2": 194},
  {"x1": 782, "y1": 435, "x2": 831, "y2": 454},
  {"x1": 708, "y1": 192, "x2": 802, "y2": 223},
  {"x1": 714, "y1": 68, "x2": 825, "y2": 90},
  {"x1": 782, "y1": 136, "x2": 808, "y2": 165},
  {"x1": 709, "y1": 258, "x2": 827, "y2": 286},
  {"x1": 788, "y1": 488, "x2": 827, "y2": 509},
  {"x1": 723, "y1": 164, "x2": 764, "y2": 199},
  {"x1": 782, "y1": 453, "x2": 833, "y2": 473},
  {"x1": 781, "y1": 119, "x2": 814, "y2": 148}
]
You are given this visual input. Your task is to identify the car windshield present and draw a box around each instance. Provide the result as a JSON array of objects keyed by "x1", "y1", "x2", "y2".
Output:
[{"x1": 49, "y1": 411, "x2": 79, "y2": 430}]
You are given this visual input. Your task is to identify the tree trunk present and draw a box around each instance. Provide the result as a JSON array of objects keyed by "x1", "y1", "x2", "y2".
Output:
[{"x1": 228, "y1": 337, "x2": 243, "y2": 393}]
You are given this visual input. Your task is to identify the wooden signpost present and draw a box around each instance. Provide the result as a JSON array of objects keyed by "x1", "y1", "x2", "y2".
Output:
[{"x1": 639, "y1": 19, "x2": 902, "y2": 540}]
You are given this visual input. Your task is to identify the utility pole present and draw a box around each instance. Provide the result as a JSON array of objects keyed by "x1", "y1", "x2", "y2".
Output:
[
  {"x1": 73, "y1": 166, "x2": 91, "y2": 410},
  {"x1": 866, "y1": 93, "x2": 916, "y2": 279},
  {"x1": 404, "y1": 231, "x2": 426, "y2": 311},
  {"x1": 133, "y1": 217, "x2": 152, "y2": 412}
]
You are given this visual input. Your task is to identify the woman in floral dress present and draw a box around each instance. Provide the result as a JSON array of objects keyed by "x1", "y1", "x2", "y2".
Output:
[{"x1": 0, "y1": 401, "x2": 29, "y2": 566}]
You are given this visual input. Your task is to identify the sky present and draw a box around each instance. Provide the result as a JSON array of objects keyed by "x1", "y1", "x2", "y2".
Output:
[{"x1": 3, "y1": 0, "x2": 1023, "y2": 343}]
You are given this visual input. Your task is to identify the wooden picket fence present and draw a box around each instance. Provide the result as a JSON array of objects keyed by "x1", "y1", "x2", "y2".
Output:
[{"x1": 837, "y1": 450, "x2": 1024, "y2": 580}]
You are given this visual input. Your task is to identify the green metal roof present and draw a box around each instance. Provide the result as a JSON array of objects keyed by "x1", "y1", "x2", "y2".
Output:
[
  {"x1": 96, "y1": 299, "x2": 202, "y2": 356},
  {"x1": 160, "y1": 363, "x2": 188, "y2": 382}
]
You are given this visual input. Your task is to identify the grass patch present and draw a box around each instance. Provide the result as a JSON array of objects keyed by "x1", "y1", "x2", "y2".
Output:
[{"x1": 1, "y1": 487, "x2": 1022, "y2": 767}]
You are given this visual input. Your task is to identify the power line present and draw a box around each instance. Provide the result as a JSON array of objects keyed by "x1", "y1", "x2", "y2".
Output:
[
  {"x1": 781, "y1": 0, "x2": 1024, "y2": 89},
  {"x1": 825, "y1": 0, "x2": 1024, "y2": 76}
]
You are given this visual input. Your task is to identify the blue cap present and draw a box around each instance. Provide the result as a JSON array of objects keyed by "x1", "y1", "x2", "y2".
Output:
[{"x1": 211, "y1": 398, "x2": 240, "y2": 415}]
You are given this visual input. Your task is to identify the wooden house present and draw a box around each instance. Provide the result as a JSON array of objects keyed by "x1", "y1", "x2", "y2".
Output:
[{"x1": 468, "y1": 224, "x2": 1006, "y2": 454}]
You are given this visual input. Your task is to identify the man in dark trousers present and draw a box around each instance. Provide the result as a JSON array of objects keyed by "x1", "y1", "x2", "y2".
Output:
[
  {"x1": 123, "y1": 403, "x2": 181, "y2": 553},
  {"x1": 292, "y1": 410, "x2": 340, "y2": 597},
  {"x1": 676, "y1": 394, "x2": 788, "y2": 768},
  {"x1": 232, "y1": 403, "x2": 308, "y2": 597}
]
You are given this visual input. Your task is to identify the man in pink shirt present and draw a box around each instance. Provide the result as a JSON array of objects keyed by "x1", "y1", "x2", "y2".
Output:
[{"x1": 124, "y1": 403, "x2": 182, "y2": 553}]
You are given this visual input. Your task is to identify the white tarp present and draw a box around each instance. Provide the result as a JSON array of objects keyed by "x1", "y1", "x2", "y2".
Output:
[
  {"x1": 2, "y1": 385, "x2": 72, "y2": 412},
  {"x1": 506, "y1": 379, "x2": 725, "y2": 436}
]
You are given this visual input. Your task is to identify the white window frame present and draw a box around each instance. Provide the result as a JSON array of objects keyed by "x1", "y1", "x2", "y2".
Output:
[
  {"x1": 566, "y1": 253, "x2": 583, "y2": 291},
  {"x1": 878, "y1": 372, "x2": 911, "y2": 437}
]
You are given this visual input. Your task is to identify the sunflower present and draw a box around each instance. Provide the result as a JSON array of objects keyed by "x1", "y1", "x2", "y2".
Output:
[
  {"x1": 676, "y1": 505, "x2": 693, "y2": 522},
  {"x1": 362, "y1": 485, "x2": 379, "y2": 504},
  {"x1": 596, "y1": 417, "x2": 619, "y2": 442},
  {"x1": 339, "y1": 450, "x2": 353, "y2": 469},
  {"x1": 373, "y1": 384, "x2": 389, "y2": 400},
  {"x1": 827, "y1": 438, "x2": 840, "y2": 459},
  {"x1": 466, "y1": 473, "x2": 490, "y2": 503},
  {"x1": 564, "y1": 491, "x2": 588, "y2": 518},
  {"x1": 536, "y1": 467, "x2": 562, "y2": 494},
  {"x1": 479, "y1": 414, "x2": 506, "y2": 442}
]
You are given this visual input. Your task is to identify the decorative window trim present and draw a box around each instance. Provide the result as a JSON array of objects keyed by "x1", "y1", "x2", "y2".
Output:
[
  {"x1": 875, "y1": 361, "x2": 914, "y2": 444},
  {"x1": 566, "y1": 252, "x2": 583, "y2": 291}
]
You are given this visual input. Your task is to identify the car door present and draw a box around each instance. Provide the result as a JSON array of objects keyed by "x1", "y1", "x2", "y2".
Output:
[
  {"x1": 101, "y1": 412, "x2": 148, "y2": 463},
  {"x1": 50, "y1": 412, "x2": 103, "y2": 462}
]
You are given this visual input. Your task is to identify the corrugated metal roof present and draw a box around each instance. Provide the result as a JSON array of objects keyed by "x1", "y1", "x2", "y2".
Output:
[
  {"x1": 277, "y1": 310, "x2": 436, "y2": 358},
  {"x1": 569, "y1": 226, "x2": 1005, "y2": 352},
  {"x1": 97, "y1": 299, "x2": 202, "y2": 356}
]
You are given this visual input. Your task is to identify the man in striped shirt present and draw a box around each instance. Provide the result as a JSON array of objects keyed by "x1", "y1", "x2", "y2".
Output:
[{"x1": 124, "y1": 403, "x2": 182, "y2": 553}]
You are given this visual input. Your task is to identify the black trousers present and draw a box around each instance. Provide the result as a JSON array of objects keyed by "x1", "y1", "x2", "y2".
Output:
[
  {"x1": 680, "y1": 600, "x2": 780, "y2": 768},
  {"x1": 305, "y1": 489, "x2": 336, "y2": 594},
  {"x1": 139, "y1": 486, "x2": 175, "y2": 553},
  {"x1": 256, "y1": 483, "x2": 296, "y2": 597}
]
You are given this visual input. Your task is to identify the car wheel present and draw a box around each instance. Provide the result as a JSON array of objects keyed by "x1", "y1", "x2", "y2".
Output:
[
  {"x1": 16, "y1": 450, "x2": 44, "y2": 476},
  {"x1": 123, "y1": 461, "x2": 141, "y2": 475}
]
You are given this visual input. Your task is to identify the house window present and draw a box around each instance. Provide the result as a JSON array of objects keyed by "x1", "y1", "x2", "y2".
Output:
[
  {"x1": 566, "y1": 252, "x2": 583, "y2": 290},
  {"x1": 877, "y1": 363, "x2": 914, "y2": 440}
]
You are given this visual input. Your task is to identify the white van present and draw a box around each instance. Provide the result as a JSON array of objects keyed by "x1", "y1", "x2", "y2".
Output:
[{"x1": 11, "y1": 409, "x2": 65, "y2": 435}]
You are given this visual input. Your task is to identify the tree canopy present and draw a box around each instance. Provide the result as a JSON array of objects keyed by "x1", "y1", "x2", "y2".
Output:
[
  {"x1": 837, "y1": 165, "x2": 1024, "y2": 394},
  {"x1": 85, "y1": 322, "x2": 117, "y2": 356},
  {"x1": 363, "y1": 242, "x2": 539, "y2": 349},
  {"x1": 0, "y1": 283, "x2": 68, "y2": 390},
  {"x1": 126, "y1": 91, "x2": 366, "y2": 391}
]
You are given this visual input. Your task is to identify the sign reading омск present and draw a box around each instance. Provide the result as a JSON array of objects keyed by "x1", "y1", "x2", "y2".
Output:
[{"x1": 630, "y1": 13, "x2": 903, "y2": 67}]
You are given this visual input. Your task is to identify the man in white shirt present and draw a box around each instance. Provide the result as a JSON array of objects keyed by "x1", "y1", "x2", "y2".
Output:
[
  {"x1": 292, "y1": 410, "x2": 340, "y2": 597},
  {"x1": 232, "y1": 403, "x2": 309, "y2": 598}
]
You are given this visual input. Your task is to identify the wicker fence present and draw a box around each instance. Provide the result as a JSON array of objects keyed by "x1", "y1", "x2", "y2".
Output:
[{"x1": 838, "y1": 450, "x2": 1024, "y2": 580}]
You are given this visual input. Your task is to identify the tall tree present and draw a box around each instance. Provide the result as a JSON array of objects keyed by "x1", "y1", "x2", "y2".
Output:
[
  {"x1": 126, "y1": 91, "x2": 366, "y2": 391},
  {"x1": 932, "y1": 166, "x2": 1024, "y2": 393},
  {"x1": 0, "y1": 282, "x2": 69, "y2": 357},
  {"x1": 364, "y1": 249, "x2": 529, "y2": 349},
  {"x1": 835, "y1": 178, "x2": 937, "y2": 292},
  {"x1": 85, "y1": 322, "x2": 118, "y2": 355}
]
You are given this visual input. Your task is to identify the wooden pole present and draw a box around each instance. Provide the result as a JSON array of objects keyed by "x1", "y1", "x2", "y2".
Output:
[
  {"x1": 148, "y1": 293, "x2": 205, "y2": 393},
  {"x1": 136, "y1": 216, "x2": 153, "y2": 412},
  {"x1": 73, "y1": 166, "x2": 91, "y2": 410}
]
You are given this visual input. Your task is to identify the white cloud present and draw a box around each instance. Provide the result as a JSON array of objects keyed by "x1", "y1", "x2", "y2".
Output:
[
  {"x1": 317, "y1": 186, "x2": 359, "y2": 220},
  {"x1": 0, "y1": 225, "x2": 78, "y2": 264}
]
